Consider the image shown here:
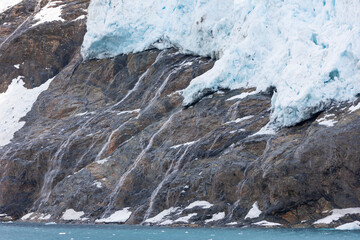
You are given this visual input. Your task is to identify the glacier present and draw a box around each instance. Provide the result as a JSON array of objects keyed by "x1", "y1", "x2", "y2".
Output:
[{"x1": 82, "y1": 0, "x2": 360, "y2": 127}]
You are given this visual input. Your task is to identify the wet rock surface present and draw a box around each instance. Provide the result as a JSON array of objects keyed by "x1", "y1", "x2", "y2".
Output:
[{"x1": 1, "y1": 0, "x2": 360, "y2": 228}]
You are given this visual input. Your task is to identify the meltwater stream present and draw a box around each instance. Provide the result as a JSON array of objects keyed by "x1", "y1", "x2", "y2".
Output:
[{"x1": 0, "y1": 223, "x2": 359, "y2": 240}]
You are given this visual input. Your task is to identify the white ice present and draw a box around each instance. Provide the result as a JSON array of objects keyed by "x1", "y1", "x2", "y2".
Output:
[
  {"x1": 93, "y1": 181, "x2": 102, "y2": 188},
  {"x1": 95, "y1": 208, "x2": 131, "y2": 223},
  {"x1": 83, "y1": 0, "x2": 360, "y2": 127},
  {"x1": 0, "y1": 0, "x2": 22, "y2": 14},
  {"x1": 185, "y1": 201, "x2": 213, "y2": 210},
  {"x1": 95, "y1": 158, "x2": 109, "y2": 165},
  {"x1": 226, "y1": 91, "x2": 257, "y2": 101},
  {"x1": 116, "y1": 109, "x2": 141, "y2": 116},
  {"x1": 38, "y1": 214, "x2": 51, "y2": 220},
  {"x1": 314, "y1": 208, "x2": 360, "y2": 225},
  {"x1": 170, "y1": 140, "x2": 199, "y2": 149},
  {"x1": 21, "y1": 212, "x2": 34, "y2": 221},
  {"x1": 226, "y1": 222, "x2": 238, "y2": 226},
  {"x1": 145, "y1": 207, "x2": 179, "y2": 224},
  {"x1": 32, "y1": 1, "x2": 64, "y2": 27},
  {"x1": 245, "y1": 202, "x2": 262, "y2": 219},
  {"x1": 61, "y1": 209, "x2": 85, "y2": 221},
  {"x1": 250, "y1": 124, "x2": 276, "y2": 137},
  {"x1": 349, "y1": 102, "x2": 360, "y2": 113},
  {"x1": 0, "y1": 76, "x2": 53, "y2": 147},
  {"x1": 253, "y1": 220, "x2": 282, "y2": 226},
  {"x1": 174, "y1": 213, "x2": 197, "y2": 223},
  {"x1": 316, "y1": 113, "x2": 336, "y2": 127},
  {"x1": 224, "y1": 116, "x2": 253, "y2": 125},
  {"x1": 335, "y1": 221, "x2": 360, "y2": 230},
  {"x1": 205, "y1": 212, "x2": 225, "y2": 223}
]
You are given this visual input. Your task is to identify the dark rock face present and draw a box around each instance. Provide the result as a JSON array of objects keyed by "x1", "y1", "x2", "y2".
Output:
[{"x1": 1, "y1": 0, "x2": 360, "y2": 228}]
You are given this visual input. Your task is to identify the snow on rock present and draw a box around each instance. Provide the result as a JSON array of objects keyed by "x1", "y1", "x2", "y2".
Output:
[
  {"x1": 314, "y1": 208, "x2": 360, "y2": 224},
  {"x1": 316, "y1": 114, "x2": 337, "y2": 127},
  {"x1": 224, "y1": 116, "x2": 253, "y2": 125},
  {"x1": 32, "y1": 1, "x2": 65, "y2": 27},
  {"x1": 349, "y1": 102, "x2": 360, "y2": 113},
  {"x1": 170, "y1": 140, "x2": 199, "y2": 149},
  {"x1": 95, "y1": 158, "x2": 109, "y2": 165},
  {"x1": 116, "y1": 109, "x2": 141, "y2": 116},
  {"x1": 0, "y1": 0, "x2": 22, "y2": 14},
  {"x1": 61, "y1": 209, "x2": 85, "y2": 221},
  {"x1": 83, "y1": 0, "x2": 360, "y2": 128},
  {"x1": 95, "y1": 208, "x2": 132, "y2": 223},
  {"x1": 185, "y1": 201, "x2": 213, "y2": 210},
  {"x1": 335, "y1": 221, "x2": 360, "y2": 230},
  {"x1": 226, "y1": 222, "x2": 238, "y2": 226},
  {"x1": 159, "y1": 219, "x2": 174, "y2": 226},
  {"x1": 38, "y1": 214, "x2": 51, "y2": 220},
  {"x1": 250, "y1": 124, "x2": 276, "y2": 137},
  {"x1": 253, "y1": 220, "x2": 282, "y2": 227},
  {"x1": 145, "y1": 207, "x2": 179, "y2": 224},
  {"x1": 226, "y1": 91, "x2": 257, "y2": 101},
  {"x1": 75, "y1": 111, "x2": 95, "y2": 117},
  {"x1": 0, "y1": 76, "x2": 53, "y2": 147},
  {"x1": 21, "y1": 212, "x2": 34, "y2": 221},
  {"x1": 93, "y1": 181, "x2": 102, "y2": 188},
  {"x1": 205, "y1": 212, "x2": 225, "y2": 223},
  {"x1": 174, "y1": 213, "x2": 197, "y2": 223},
  {"x1": 245, "y1": 202, "x2": 262, "y2": 220}
]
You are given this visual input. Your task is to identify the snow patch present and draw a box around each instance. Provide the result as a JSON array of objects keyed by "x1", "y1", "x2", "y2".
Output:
[
  {"x1": 185, "y1": 201, "x2": 213, "y2": 210},
  {"x1": 335, "y1": 221, "x2": 360, "y2": 230},
  {"x1": 145, "y1": 207, "x2": 179, "y2": 224},
  {"x1": 0, "y1": 0, "x2": 22, "y2": 14},
  {"x1": 21, "y1": 212, "x2": 34, "y2": 221},
  {"x1": 174, "y1": 213, "x2": 197, "y2": 223},
  {"x1": 0, "y1": 76, "x2": 53, "y2": 147},
  {"x1": 75, "y1": 111, "x2": 95, "y2": 117},
  {"x1": 253, "y1": 220, "x2": 282, "y2": 227},
  {"x1": 224, "y1": 116, "x2": 253, "y2": 125},
  {"x1": 96, "y1": 158, "x2": 109, "y2": 165},
  {"x1": 61, "y1": 209, "x2": 85, "y2": 221},
  {"x1": 95, "y1": 208, "x2": 131, "y2": 223},
  {"x1": 315, "y1": 208, "x2": 360, "y2": 225},
  {"x1": 250, "y1": 124, "x2": 275, "y2": 137},
  {"x1": 170, "y1": 140, "x2": 199, "y2": 149},
  {"x1": 73, "y1": 15, "x2": 86, "y2": 22},
  {"x1": 317, "y1": 114, "x2": 337, "y2": 127},
  {"x1": 33, "y1": 1, "x2": 64, "y2": 27},
  {"x1": 117, "y1": 109, "x2": 141, "y2": 116},
  {"x1": 349, "y1": 102, "x2": 360, "y2": 113},
  {"x1": 226, "y1": 91, "x2": 257, "y2": 101},
  {"x1": 159, "y1": 219, "x2": 174, "y2": 226},
  {"x1": 93, "y1": 181, "x2": 102, "y2": 188},
  {"x1": 229, "y1": 129, "x2": 245, "y2": 134},
  {"x1": 38, "y1": 214, "x2": 51, "y2": 220},
  {"x1": 226, "y1": 222, "x2": 238, "y2": 226},
  {"x1": 205, "y1": 212, "x2": 225, "y2": 223},
  {"x1": 245, "y1": 202, "x2": 262, "y2": 219}
]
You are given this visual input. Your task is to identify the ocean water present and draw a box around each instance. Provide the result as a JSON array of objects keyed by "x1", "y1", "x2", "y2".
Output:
[{"x1": 0, "y1": 223, "x2": 359, "y2": 240}]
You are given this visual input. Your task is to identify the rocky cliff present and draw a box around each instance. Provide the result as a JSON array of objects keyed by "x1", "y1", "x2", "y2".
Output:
[{"x1": 1, "y1": 0, "x2": 360, "y2": 228}]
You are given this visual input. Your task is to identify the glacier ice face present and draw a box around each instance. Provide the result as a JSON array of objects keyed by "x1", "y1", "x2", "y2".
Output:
[{"x1": 82, "y1": 0, "x2": 360, "y2": 127}]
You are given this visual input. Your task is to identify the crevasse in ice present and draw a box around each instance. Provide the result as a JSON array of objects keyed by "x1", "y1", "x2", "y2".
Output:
[{"x1": 82, "y1": 0, "x2": 360, "y2": 127}]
